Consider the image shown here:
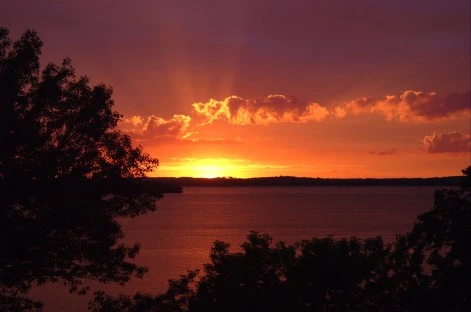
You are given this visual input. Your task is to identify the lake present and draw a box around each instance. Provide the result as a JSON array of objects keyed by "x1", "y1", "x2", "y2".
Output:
[{"x1": 31, "y1": 186, "x2": 440, "y2": 311}]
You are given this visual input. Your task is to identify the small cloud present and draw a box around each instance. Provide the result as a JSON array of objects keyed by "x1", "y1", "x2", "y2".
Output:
[
  {"x1": 122, "y1": 115, "x2": 144, "y2": 127},
  {"x1": 192, "y1": 98, "x2": 231, "y2": 124},
  {"x1": 120, "y1": 114, "x2": 192, "y2": 140},
  {"x1": 338, "y1": 90, "x2": 470, "y2": 122},
  {"x1": 160, "y1": 157, "x2": 290, "y2": 172},
  {"x1": 423, "y1": 131, "x2": 471, "y2": 153},
  {"x1": 144, "y1": 114, "x2": 191, "y2": 137},
  {"x1": 334, "y1": 106, "x2": 347, "y2": 118},
  {"x1": 192, "y1": 94, "x2": 330, "y2": 125},
  {"x1": 185, "y1": 137, "x2": 246, "y2": 145},
  {"x1": 369, "y1": 149, "x2": 396, "y2": 156}
]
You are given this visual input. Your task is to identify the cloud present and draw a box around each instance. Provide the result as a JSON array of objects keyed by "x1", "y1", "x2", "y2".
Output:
[
  {"x1": 192, "y1": 91, "x2": 469, "y2": 125},
  {"x1": 123, "y1": 115, "x2": 144, "y2": 127},
  {"x1": 337, "y1": 91, "x2": 470, "y2": 122},
  {"x1": 121, "y1": 114, "x2": 192, "y2": 140},
  {"x1": 119, "y1": 90, "x2": 469, "y2": 145},
  {"x1": 369, "y1": 149, "x2": 396, "y2": 156},
  {"x1": 163, "y1": 157, "x2": 291, "y2": 170},
  {"x1": 143, "y1": 115, "x2": 191, "y2": 137},
  {"x1": 120, "y1": 115, "x2": 247, "y2": 144},
  {"x1": 423, "y1": 131, "x2": 471, "y2": 153},
  {"x1": 334, "y1": 106, "x2": 347, "y2": 118},
  {"x1": 193, "y1": 94, "x2": 329, "y2": 125}
]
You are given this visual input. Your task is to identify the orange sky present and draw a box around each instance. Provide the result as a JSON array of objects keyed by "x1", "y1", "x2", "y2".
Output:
[
  {"x1": 2, "y1": 0, "x2": 470, "y2": 178},
  {"x1": 122, "y1": 92, "x2": 470, "y2": 178}
]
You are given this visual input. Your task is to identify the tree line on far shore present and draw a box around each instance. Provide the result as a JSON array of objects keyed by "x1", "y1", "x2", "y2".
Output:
[{"x1": 154, "y1": 176, "x2": 462, "y2": 188}]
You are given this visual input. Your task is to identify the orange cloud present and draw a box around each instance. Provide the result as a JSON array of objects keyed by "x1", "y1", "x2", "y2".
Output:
[
  {"x1": 337, "y1": 91, "x2": 470, "y2": 122},
  {"x1": 184, "y1": 137, "x2": 246, "y2": 145},
  {"x1": 193, "y1": 94, "x2": 329, "y2": 125},
  {"x1": 369, "y1": 149, "x2": 396, "y2": 156},
  {"x1": 423, "y1": 131, "x2": 471, "y2": 153},
  {"x1": 121, "y1": 114, "x2": 192, "y2": 140}
]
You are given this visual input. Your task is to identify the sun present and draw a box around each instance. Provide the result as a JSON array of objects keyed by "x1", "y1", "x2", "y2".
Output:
[
  {"x1": 197, "y1": 165, "x2": 223, "y2": 179},
  {"x1": 155, "y1": 157, "x2": 257, "y2": 178}
]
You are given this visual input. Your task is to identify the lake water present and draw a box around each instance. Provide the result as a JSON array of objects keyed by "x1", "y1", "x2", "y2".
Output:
[{"x1": 31, "y1": 186, "x2": 440, "y2": 311}]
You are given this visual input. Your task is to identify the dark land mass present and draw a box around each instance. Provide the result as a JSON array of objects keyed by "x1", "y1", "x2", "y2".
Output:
[
  {"x1": 138, "y1": 178, "x2": 184, "y2": 193},
  {"x1": 149, "y1": 176, "x2": 463, "y2": 189}
]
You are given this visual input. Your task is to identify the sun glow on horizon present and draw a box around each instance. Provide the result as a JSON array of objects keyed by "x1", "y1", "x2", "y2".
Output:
[
  {"x1": 151, "y1": 157, "x2": 294, "y2": 178},
  {"x1": 196, "y1": 165, "x2": 223, "y2": 179},
  {"x1": 146, "y1": 151, "x2": 471, "y2": 179},
  {"x1": 156, "y1": 158, "x2": 246, "y2": 178}
]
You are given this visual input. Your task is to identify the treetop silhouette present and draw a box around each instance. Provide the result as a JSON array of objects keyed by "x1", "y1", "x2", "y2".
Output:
[{"x1": 0, "y1": 27, "x2": 160, "y2": 311}]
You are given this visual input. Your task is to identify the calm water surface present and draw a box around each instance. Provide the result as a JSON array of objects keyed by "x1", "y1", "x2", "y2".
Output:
[{"x1": 32, "y1": 186, "x2": 439, "y2": 311}]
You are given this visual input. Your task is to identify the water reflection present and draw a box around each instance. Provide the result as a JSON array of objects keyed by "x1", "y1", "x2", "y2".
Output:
[{"x1": 31, "y1": 186, "x2": 437, "y2": 311}]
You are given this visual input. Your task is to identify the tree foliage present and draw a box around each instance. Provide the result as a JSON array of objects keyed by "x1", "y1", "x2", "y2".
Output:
[
  {"x1": 90, "y1": 168, "x2": 471, "y2": 311},
  {"x1": 407, "y1": 166, "x2": 471, "y2": 310},
  {"x1": 0, "y1": 27, "x2": 159, "y2": 311}
]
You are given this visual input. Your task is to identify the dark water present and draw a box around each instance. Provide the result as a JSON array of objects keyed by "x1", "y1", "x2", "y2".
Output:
[{"x1": 31, "y1": 186, "x2": 439, "y2": 311}]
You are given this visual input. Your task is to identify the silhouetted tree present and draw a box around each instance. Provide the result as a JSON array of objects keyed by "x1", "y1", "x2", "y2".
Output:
[
  {"x1": 407, "y1": 166, "x2": 471, "y2": 310},
  {"x1": 191, "y1": 233, "x2": 293, "y2": 312},
  {"x1": 0, "y1": 27, "x2": 159, "y2": 311},
  {"x1": 90, "y1": 270, "x2": 198, "y2": 312}
]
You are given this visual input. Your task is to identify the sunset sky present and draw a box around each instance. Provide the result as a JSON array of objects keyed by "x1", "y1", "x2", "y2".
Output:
[{"x1": 1, "y1": 0, "x2": 469, "y2": 178}]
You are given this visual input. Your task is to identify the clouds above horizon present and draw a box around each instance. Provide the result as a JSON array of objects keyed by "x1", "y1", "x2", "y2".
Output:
[
  {"x1": 190, "y1": 90, "x2": 469, "y2": 125},
  {"x1": 337, "y1": 91, "x2": 470, "y2": 122},
  {"x1": 120, "y1": 90, "x2": 470, "y2": 156},
  {"x1": 192, "y1": 95, "x2": 330, "y2": 125},
  {"x1": 116, "y1": 91, "x2": 469, "y2": 178},
  {"x1": 121, "y1": 114, "x2": 192, "y2": 140},
  {"x1": 119, "y1": 90, "x2": 470, "y2": 146},
  {"x1": 369, "y1": 149, "x2": 397, "y2": 156},
  {"x1": 423, "y1": 131, "x2": 471, "y2": 153}
]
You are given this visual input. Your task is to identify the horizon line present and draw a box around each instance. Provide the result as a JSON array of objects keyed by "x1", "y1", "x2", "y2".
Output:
[{"x1": 150, "y1": 175, "x2": 462, "y2": 180}]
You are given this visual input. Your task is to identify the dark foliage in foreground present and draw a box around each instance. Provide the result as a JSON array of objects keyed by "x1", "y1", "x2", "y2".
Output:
[
  {"x1": 0, "y1": 28, "x2": 160, "y2": 311},
  {"x1": 90, "y1": 167, "x2": 471, "y2": 311}
]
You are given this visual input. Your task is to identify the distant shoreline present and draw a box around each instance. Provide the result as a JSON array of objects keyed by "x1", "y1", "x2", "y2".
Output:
[{"x1": 148, "y1": 176, "x2": 462, "y2": 189}]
